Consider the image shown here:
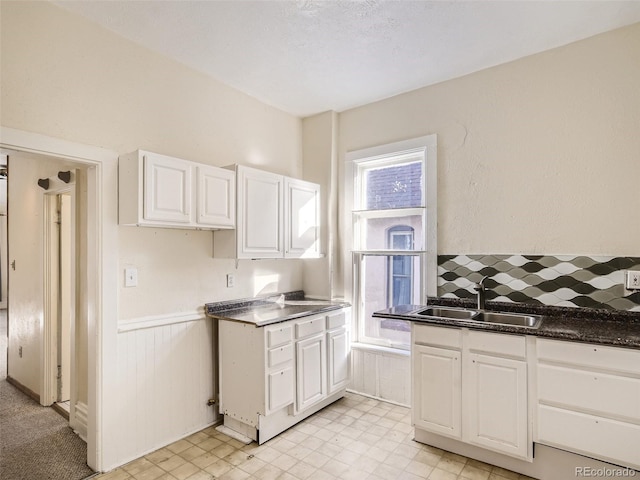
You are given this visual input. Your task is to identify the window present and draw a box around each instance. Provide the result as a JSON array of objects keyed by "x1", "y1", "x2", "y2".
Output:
[
  {"x1": 387, "y1": 226, "x2": 414, "y2": 306},
  {"x1": 346, "y1": 135, "x2": 437, "y2": 349}
]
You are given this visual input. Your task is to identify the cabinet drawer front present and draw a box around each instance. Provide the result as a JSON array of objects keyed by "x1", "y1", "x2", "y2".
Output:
[
  {"x1": 267, "y1": 367, "x2": 294, "y2": 413},
  {"x1": 538, "y1": 405, "x2": 640, "y2": 470},
  {"x1": 413, "y1": 324, "x2": 461, "y2": 349},
  {"x1": 266, "y1": 324, "x2": 293, "y2": 348},
  {"x1": 296, "y1": 316, "x2": 325, "y2": 339},
  {"x1": 468, "y1": 331, "x2": 526, "y2": 359},
  {"x1": 327, "y1": 311, "x2": 346, "y2": 330},
  {"x1": 538, "y1": 364, "x2": 640, "y2": 422},
  {"x1": 268, "y1": 344, "x2": 293, "y2": 368},
  {"x1": 537, "y1": 339, "x2": 640, "y2": 375}
]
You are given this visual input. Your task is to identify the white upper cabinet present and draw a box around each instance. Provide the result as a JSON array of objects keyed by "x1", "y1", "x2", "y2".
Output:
[
  {"x1": 238, "y1": 166, "x2": 284, "y2": 258},
  {"x1": 119, "y1": 150, "x2": 235, "y2": 230},
  {"x1": 143, "y1": 153, "x2": 192, "y2": 223},
  {"x1": 284, "y1": 178, "x2": 320, "y2": 258},
  {"x1": 214, "y1": 165, "x2": 321, "y2": 259},
  {"x1": 196, "y1": 165, "x2": 235, "y2": 227}
]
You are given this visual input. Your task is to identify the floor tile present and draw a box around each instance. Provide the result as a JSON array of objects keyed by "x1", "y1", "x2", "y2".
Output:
[{"x1": 94, "y1": 392, "x2": 535, "y2": 480}]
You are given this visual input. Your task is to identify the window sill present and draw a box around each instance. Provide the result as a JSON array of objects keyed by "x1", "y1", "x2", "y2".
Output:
[{"x1": 351, "y1": 342, "x2": 410, "y2": 357}]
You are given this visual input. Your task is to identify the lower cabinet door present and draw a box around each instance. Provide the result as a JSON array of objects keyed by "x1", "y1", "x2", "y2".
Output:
[
  {"x1": 327, "y1": 327, "x2": 349, "y2": 394},
  {"x1": 466, "y1": 353, "x2": 529, "y2": 459},
  {"x1": 295, "y1": 333, "x2": 327, "y2": 413},
  {"x1": 267, "y1": 366, "x2": 294, "y2": 413},
  {"x1": 413, "y1": 344, "x2": 462, "y2": 439}
]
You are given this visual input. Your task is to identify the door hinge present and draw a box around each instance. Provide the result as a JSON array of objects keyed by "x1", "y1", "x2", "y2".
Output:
[{"x1": 57, "y1": 365, "x2": 62, "y2": 379}]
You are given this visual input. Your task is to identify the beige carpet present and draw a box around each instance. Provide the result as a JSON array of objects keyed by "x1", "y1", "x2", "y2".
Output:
[{"x1": 0, "y1": 311, "x2": 94, "y2": 480}]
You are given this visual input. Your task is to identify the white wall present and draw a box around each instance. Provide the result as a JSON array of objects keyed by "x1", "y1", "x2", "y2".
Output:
[
  {"x1": 1, "y1": 1, "x2": 304, "y2": 469},
  {"x1": 337, "y1": 21, "x2": 640, "y2": 282}
]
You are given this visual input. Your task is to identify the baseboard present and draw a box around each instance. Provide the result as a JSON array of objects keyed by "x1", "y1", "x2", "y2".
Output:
[{"x1": 6, "y1": 375, "x2": 40, "y2": 403}]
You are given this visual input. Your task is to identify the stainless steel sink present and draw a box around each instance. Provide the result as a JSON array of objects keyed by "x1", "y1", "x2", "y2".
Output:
[
  {"x1": 473, "y1": 311, "x2": 542, "y2": 328},
  {"x1": 411, "y1": 306, "x2": 543, "y2": 329},
  {"x1": 413, "y1": 307, "x2": 479, "y2": 320}
]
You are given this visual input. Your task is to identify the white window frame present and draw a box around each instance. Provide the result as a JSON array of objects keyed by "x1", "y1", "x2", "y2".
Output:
[{"x1": 344, "y1": 135, "x2": 437, "y2": 349}]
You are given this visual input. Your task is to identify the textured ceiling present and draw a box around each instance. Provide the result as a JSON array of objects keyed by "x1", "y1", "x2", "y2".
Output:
[{"x1": 54, "y1": 1, "x2": 640, "y2": 117}]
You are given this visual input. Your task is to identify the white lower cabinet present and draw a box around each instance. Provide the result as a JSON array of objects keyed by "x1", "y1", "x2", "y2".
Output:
[
  {"x1": 466, "y1": 353, "x2": 528, "y2": 458},
  {"x1": 219, "y1": 307, "x2": 350, "y2": 444},
  {"x1": 412, "y1": 324, "x2": 531, "y2": 461},
  {"x1": 413, "y1": 344, "x2": 462, "y2": 438},
  {"x1": 295, "y1": 333, "x2": 327, "y2": 413},
  {"x1": 536, "y1": 338, "x2": 640, "y2": 470}
]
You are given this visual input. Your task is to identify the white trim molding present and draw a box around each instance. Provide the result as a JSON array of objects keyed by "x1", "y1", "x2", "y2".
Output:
[{"x1": 118, "y1": 310, "x2": 206, "y2": 333}]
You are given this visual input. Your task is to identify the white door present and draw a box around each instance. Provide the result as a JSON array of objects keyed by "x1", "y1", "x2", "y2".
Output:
[
  {"x1": 413, "y1": 344, "x2": 461, "y2": 438},
  {"x1": 466, "y1": 353, "x2": 528, "y2": 459},
  {"x1": 284, "y1": 178, "x2": 320, "y2": 258},
  {"x1": 196, "y1": 165, "x2": 235, "y2": 227},
  {"x1": 237, "y1": 166, "x2": 283, "y2": 258},
  {"x1": 143, "y1": 153, "x2": 192, "y2": 223},
  {"x1": 327, "y1": 327, "x2": 349, "y2": 394},
  {"x1": 295, "y1": 333, "x2": 327, "y2": 413}
]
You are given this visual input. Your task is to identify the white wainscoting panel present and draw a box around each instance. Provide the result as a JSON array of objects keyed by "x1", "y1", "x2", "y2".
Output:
[
  {"x1": 115, "y1": 316, "x2": 216, "y2": 464},
  {"x1": 349, "y1": 345, "x2": 411, "y2": 406}
]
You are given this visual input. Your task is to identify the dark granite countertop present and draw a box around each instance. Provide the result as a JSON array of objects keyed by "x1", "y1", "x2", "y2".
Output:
[
  {"x1": 205, "y1": 290, "x2": 350, "y2": 327},
  {"x1": 374, "y1": 298, "x2": 640, "y2": 349}
]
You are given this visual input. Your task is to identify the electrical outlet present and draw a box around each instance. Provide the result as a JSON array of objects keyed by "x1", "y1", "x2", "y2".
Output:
[
  {"x1": 626, "y1": 271, "x2": 640, "y2": 290},
  {"x1": 19, "y1": 346, "x2": 23, "y2": 358},
  {"x1": 226, "y1": 274, "x2": 235, "y2": 288}
]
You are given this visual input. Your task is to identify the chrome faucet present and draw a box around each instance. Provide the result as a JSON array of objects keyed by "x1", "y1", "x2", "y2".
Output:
[{"x1": 474, "y1": 276, "x2": 489, "y2": 310}]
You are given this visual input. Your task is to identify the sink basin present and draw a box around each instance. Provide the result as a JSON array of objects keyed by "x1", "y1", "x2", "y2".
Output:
[
  {"x1": 473, "y1": 311, "x2": 542, "y2": 328},
  {"x1": 413, "y1": 307, "x2": 479, "y2": 320},
  {"x1": 411, "y1": 306, "x2": 543, "y2": 329}
]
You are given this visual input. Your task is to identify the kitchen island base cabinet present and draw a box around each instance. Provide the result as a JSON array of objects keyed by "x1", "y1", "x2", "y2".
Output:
[{"x1": 218, "y1": 308, "x2": 350, "y2": 444}]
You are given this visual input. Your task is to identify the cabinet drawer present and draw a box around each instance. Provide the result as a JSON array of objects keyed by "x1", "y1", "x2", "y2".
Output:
[
  {"x1": 537, "y1": 339, "x2": 640, "y2": 375},
  {"x1": 413, "y1": 324, "x2": 461, "y2": 349},
  {"x1": 268, "y1": 344, "x2": 293, "y2": 368},
  {"x1": 295, "y1": 316, "x2": 325, "y2": 339},
  {"x1": 538, "y1": 404, "x2": 640, "y2": 470},
  {"x1": 468, "y1": 331, "x2": 526, "y2": 359},
  {"x1": 266, "y1": 324, "x2": 292, "y2": 348},
  {"x1": 327, "y1": 311, "x2": 346, "y2": 330},
  {"x1": 538, "y1": 364, "x2": 640, "y2": 422}
]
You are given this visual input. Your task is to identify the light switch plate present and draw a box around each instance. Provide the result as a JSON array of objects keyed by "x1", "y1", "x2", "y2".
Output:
[
  {"x1": 626, "y1": 270, "x2": 640, "y2": 290},
  {"x1": 125, "y1": 267, "x2": 138, "y2": 287}
]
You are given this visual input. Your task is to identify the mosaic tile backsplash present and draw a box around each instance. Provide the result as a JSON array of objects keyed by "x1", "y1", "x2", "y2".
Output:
[{"x1": 438, "y1": 254, "x2": 640, "y2": 312}]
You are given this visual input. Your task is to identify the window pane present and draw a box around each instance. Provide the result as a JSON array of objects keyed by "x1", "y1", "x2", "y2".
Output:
[
  {"x1": 364, "y1": 160, "x2": 423, "y2": 209},
  {"x1": 361, "y1": 254, "x2": 421, "y2": 348},
  {"x1": 357, "y1": 215, "x2": 423, "y2": 250}
]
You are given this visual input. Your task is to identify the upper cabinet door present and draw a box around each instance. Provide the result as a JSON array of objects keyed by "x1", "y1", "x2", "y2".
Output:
[
  {"x1": 143, "y1": 153, "x2": 192, "y2": 223},
  {"x1": 238, "y1": 166, "x2": 284, "y2": 258},
  {"x1": 284, "y1": 178, "x2": 321, "y2": 258},
  {"x1": 196, "y1": 165, "x2": 235, "y2": 227}
]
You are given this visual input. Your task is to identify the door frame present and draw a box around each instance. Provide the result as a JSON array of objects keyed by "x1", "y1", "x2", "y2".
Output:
[
  {"x1": 0, "y1": 126, "x2": 118, "y2": 472},
  {"x1": 43, "y1": 188, "x2": 75, "y2": 411}
]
